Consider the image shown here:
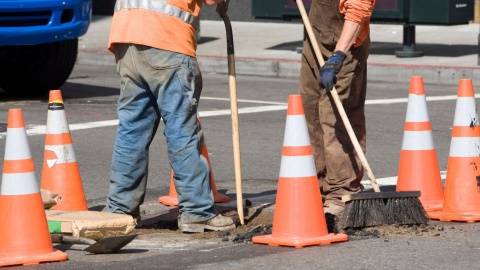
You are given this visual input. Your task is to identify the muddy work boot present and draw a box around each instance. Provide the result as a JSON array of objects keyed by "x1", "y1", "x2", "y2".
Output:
[
  {"x1": 324, "y1": 203, "x2": 345, "y2": 233},
  {"x1": 133, "y1": 216, "x2": 142, "y2": 229},
  {"x1": 178, "y1": 214, "x2": 236, "y2": 233}
]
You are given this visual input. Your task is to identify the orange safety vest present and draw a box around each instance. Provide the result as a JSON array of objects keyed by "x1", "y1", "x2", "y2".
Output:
[{"x1": 108, "y1": 0, "x2": 201, "y2": 57}]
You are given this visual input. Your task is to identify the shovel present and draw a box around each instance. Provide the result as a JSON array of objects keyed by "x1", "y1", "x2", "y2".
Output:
[
  {"x1": 51, "y1": 233, "x2": 139, "y2": 254},
  {"x1": 216, "y1": 0, "x2": 245, "y2": 225}
]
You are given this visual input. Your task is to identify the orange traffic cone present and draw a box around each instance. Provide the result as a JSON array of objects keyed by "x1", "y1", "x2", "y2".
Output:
[
  {"x1": 0, "y1": 109, "x2": 67, "y2": 267},
  {"x1": 429, "y1": 78, "x2": 480, "y2": 222},
  {"x1": 40, "y1": 90, "x2": 88, "y2": 211},
  {"x1": 396, "y1": 76, "x2": 444, "y2": 213},
  {"x1": 252, "y1": 95, "x2": 348, "y2": 248},
  {"x1": 159, "y1": 117, "x2": 229, "y2": 206}
]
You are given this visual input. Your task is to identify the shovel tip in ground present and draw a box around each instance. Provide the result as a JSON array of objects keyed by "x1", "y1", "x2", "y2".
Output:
[{"x1": 83, "y1": 233, "x2": 139, "y2": 254}]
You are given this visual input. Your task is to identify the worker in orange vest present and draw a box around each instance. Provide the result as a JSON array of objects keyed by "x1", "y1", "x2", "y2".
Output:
[{"x1": 106, "y1": 0, "x2": 236, "y2": 233}]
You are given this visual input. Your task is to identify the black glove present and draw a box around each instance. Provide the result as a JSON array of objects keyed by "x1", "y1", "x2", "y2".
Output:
[{"x1": 319, "y1": 50, "x2": 346, "y2": 91}]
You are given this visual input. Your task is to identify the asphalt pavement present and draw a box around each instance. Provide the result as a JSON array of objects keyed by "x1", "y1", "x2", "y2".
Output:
[
  {"x1": 3, "y1": 15, "x2": 480, "y2": 267},
  {"x1": 2, "y1": 12, "x2": 480, "y2": 269},
  {"x1": 79, "y1": 15, "x2": 480, "y2": 87}
]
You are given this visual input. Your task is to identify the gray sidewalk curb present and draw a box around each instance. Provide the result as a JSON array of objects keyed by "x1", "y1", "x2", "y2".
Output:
[{"x1": 77, "y1": 50, "x2": 480, "y2": 86}]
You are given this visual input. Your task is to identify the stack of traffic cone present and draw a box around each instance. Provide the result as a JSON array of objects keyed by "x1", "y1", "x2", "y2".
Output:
[
  {"x1": 396, "y1": 76, "x2": 444, "y2": 214},
  {"x1": 159, "y1": 117, "x2": 229, "y2": 206},
  {"x1": 40, "y1": 90, "x2": 88, "y2": 211},
  {"x1": 0, "y1": 109, "x2": 67, "y2": 267},
  {"x1": 252, "y1": 95, "x2": 348, "y2": 248},
  {"x1": 429, "y1": 78, "x2": 480, "y2": 222}
]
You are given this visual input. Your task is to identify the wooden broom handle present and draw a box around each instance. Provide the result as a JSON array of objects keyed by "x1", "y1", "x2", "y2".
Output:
[{"x1": 296, "y1": 0, "x2": 380, "y2": 192}]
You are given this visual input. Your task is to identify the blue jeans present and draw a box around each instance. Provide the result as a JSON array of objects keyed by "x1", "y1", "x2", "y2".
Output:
[{"x1": 107, "y1": 43, "x2": 216, "y2": 223}]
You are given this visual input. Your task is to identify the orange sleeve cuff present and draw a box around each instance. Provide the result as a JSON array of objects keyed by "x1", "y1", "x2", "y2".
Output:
[{"x1": 341, "y1": 0, "x2": 375, "y2": 24}]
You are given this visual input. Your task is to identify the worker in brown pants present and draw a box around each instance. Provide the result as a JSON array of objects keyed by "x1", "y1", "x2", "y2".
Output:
[{"x1": 298, "y1": 0, "x2": 374, "y2": 215}]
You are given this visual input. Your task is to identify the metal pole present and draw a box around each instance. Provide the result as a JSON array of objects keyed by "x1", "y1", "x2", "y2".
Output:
[
  {"x1": 395, "y1": 24, "x2": 424, "y2": 58},
  {"x1": 477, "y1": 0, "x2": 480, "y2": 65}
]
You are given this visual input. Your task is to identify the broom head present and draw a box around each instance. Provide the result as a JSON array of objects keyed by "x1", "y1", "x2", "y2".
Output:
[{"x1": 341, "y1": 191, "x2": 429, "y2": 229}]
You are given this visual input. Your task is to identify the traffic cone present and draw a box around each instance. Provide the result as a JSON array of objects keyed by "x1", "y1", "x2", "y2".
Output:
[
  {"x1": 159, "y1": 117, "x2": 229, "y2": 206},
  {"x1": 40, "y1": 90, "x2": 88, "y2": 211},
  {"x1": 429, "y1": 78, "x2": 480, "y2": 222},
  {"x1": 252, "y1": 95, "x2": 348, "y2": 248},
  {"x1": 0, "y1": 109, "x2": 67, "y2": 267},
  {"x1": 396, "y1": 76, "x2": 444, "y2": 214}
]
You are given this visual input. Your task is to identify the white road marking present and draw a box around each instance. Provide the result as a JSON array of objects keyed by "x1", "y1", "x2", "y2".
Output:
[
  {"x1": 2, "y1": 94, "x2": 475, "y2": 139},
  {"x1": 361, "y1": 171, "x2": 447, "y2": 189},
  {"x1": 1, "y1": 94, "x2": 456, "y2": 188},
  {"x1": 201, "y1": 97, "x2": 286, "y2": 105}
]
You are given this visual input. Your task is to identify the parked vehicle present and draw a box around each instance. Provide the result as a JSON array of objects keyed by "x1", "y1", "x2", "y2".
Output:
[{"x1": 0, "y1": 0, "x2": 92, "y2": 95}]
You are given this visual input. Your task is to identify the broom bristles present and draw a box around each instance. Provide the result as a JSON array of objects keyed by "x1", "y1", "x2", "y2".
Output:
[
  {"x1": 386, "y1": 197, "x2": 429, "y2": 225},
  {"x1": 342, "y1": 194, "x2": 428, "y2": 229}
]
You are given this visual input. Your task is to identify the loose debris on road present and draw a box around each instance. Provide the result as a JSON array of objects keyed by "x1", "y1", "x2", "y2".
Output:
[{"x1": 135, "y1": 200, "x2": 450, "y2": 243}]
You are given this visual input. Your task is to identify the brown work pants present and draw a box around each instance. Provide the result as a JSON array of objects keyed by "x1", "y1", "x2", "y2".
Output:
[{"x1": 298, "y1": 0, "x2": 370, "y2": 206}]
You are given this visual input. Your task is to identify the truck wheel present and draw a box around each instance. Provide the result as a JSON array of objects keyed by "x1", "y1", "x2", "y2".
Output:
[
  {"x1": 92, "y1": 0, "x2": 116, "y2": 15},
  {"x1": 0, "y1": 38, "x2": 78, "y2": 96}
]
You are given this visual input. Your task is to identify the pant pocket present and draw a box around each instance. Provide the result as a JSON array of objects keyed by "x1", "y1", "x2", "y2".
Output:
[{"x1": 141, "y1": 46, "x2": 183, "y2": 70}]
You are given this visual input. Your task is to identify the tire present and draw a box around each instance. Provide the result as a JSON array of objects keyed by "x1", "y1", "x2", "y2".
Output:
[
  {"x1": 0, "y1": 38, "x2": 78, "y2": 96},
  {"x1": 92, "y1": 0, "x2": 116, "y2": 15}
]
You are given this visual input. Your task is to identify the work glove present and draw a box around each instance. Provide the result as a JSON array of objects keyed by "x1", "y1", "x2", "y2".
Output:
[{"x1": 319, "y1": 50, "x2": 347, "y2": 91}]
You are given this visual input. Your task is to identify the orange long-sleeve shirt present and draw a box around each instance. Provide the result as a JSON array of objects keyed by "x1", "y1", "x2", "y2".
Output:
[{"x1": 340, "y1": 0, "x2": 375, "y2": 47}]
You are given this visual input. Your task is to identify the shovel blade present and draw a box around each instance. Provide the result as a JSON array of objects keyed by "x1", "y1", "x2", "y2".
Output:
[{"x1": 84, "y1": 234, "x2": 139, "y2": 254}]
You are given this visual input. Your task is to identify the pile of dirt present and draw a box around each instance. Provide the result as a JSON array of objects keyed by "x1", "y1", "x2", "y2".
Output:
[{"x1": 134, "y1": 207, "x2": 448, "y2": 243}]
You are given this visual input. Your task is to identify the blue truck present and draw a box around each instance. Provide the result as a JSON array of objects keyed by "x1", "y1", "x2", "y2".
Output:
[{"x1": 0, "y1": 0, "x2": 92, "y2": 95}]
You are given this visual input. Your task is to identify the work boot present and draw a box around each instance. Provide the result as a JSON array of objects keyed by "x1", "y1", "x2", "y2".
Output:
[
  {"x1": 178, "y1": 214, "x2": 236, "y2": 233},
  {"x1": 133, "y1": 215, "x2": 142, "y2": 229},
  {"x1": 324, "y1": 203, "x2": 344, "y2": 233}
]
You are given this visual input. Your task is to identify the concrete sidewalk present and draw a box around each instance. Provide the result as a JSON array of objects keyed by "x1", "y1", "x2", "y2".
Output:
[{"x1": 78, "y1": 15, "x2": 480, "y2": 86}]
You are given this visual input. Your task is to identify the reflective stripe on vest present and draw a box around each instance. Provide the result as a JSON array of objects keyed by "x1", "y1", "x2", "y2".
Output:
[{"x1": 115, "y1": 0, "x2": 199, "y2": 26}]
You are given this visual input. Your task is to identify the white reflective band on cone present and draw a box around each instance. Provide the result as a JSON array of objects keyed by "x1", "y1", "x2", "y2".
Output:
[
  {"x1": 283, "y1": 115, "x2": 311, "y2": 147},
  {"x1": 405, "y1": 94, "x2": 430, "y2": 122},
  {"x1": 449, "y1": 137, "x2": 480, "y2": 157},
  {"x1": 401, "y1": 131, "x2": 435, "y2": 150},
  {"x1": 453, "y1": 97, "x2": 479, "y2": 126},
  {"x1": 46, "y1": 110, "x2": 70, "y2": 134},
  {"x1": 5, "y1": 128, "x2": 32, "y2": 160},
  {"x1": 1, "y1": 172, "x2": 39, "y2": 195},
  {"x1": 45, "y1": 144, "x2": 77, "y2": 164},
  {"x1": 279, "y1": 155, "x2": 316, "y2": 178}
]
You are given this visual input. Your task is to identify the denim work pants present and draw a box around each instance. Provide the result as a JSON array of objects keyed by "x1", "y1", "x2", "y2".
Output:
[{"x1": 107, "y1": 43, "x2": 216, "y2": 223}]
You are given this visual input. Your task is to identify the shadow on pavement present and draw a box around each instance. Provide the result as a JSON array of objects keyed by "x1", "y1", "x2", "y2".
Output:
[
  {"x1": 267, "y1": 41, "x2": 478, "y2": 57},
  {"x1": 0, "y1": 82, "x2": 119, "y2": 101}
]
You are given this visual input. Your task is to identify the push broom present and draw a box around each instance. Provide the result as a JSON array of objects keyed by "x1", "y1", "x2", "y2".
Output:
[{"x1": 295, "y1": 0, "x2": 429, "y2": 229}]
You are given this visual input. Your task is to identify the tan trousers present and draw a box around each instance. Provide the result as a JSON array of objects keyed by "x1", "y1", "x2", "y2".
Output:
[{"x1": 298, "y1": 0, "x2": 370, "y2": 206}]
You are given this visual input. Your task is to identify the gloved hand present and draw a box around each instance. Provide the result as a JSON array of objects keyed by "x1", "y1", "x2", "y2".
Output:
[{"x1": 319, "y1": 50, "x2": 347, "y2": 91}]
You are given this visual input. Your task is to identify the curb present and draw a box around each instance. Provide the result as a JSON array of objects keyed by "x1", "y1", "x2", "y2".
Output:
[{"x1": 77, "y1": 50, "x2": 480, "y2": 86}]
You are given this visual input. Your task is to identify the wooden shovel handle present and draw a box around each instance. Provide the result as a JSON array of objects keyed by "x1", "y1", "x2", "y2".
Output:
[{"x1": 217, "y1": 7, "x2": 245, "y2": 224}]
